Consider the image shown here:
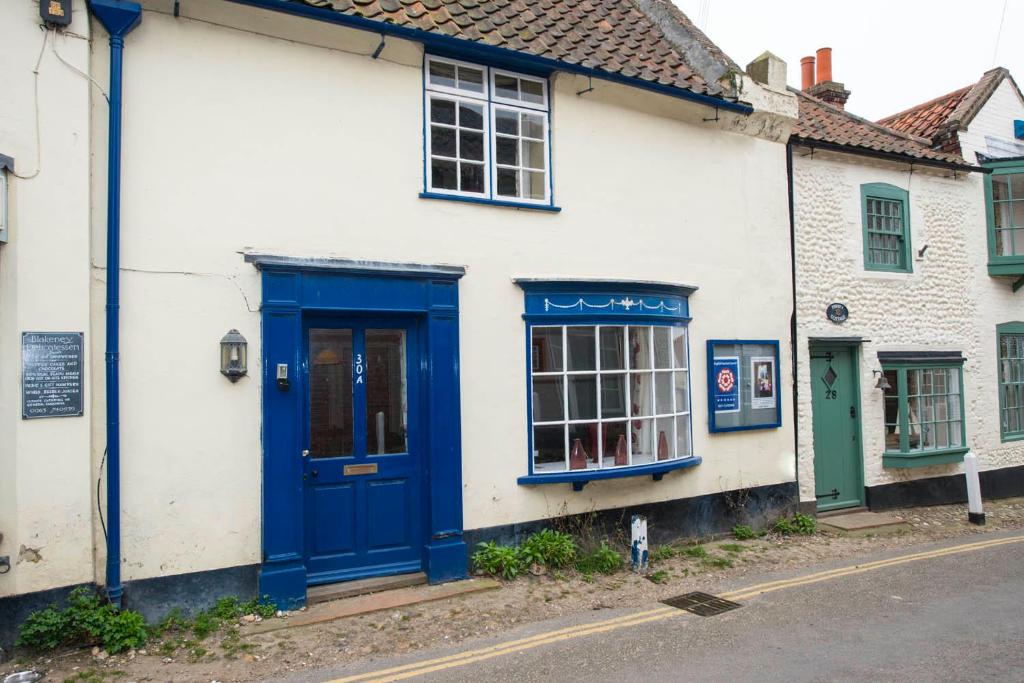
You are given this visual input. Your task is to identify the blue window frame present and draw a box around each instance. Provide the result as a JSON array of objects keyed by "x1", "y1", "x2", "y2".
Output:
[
  {"x1": 515, "y1": 280, "x2": 701, "y2": 490},
  {"x1": 422, "y1": 55, "x2": 556, "y2": 211}
]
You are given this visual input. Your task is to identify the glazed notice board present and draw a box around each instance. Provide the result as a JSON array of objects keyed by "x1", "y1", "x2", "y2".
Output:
[{"x1": 707, "y1": 339, "x2": 781, "y2": 432}]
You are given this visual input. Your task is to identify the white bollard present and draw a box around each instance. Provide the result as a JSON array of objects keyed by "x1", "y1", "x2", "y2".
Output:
[
  {"x1": 964, "y1": 451, "x2": 985, "y2": 525},
  {"x1": 631, "y1": 515, "x2": 648, "y2": 572}
]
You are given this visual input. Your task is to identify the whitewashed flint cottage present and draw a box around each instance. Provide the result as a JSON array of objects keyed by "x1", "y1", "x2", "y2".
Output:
[
  {"x1": 791, "y1": 51, "x2": 1024, "y2": 513},
  {"x1": 0, "y1": 0, "x2": 799, "y2": 640}
]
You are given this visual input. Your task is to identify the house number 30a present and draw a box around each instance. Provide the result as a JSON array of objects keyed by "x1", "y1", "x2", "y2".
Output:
[{"x1": 355, "y1": 353, "x2": 364, "y2": 384}]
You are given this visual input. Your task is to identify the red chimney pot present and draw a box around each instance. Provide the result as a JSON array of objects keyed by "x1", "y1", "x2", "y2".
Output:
[
  {"x1": 816, "y1": 47, "x2": 832, "y2": 84},
  {"x1": 800, "y1": 56, "x2": 815, "y2": 91}
]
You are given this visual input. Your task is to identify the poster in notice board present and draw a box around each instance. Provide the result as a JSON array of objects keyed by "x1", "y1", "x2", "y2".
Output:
[{"x1": 707, "y1": 340, "x2": 781, "y2": 433}]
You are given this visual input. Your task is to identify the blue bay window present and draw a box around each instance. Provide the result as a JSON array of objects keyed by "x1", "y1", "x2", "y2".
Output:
[{"x1": 515, "y1": 280, "x2": 701, "y2": 490}]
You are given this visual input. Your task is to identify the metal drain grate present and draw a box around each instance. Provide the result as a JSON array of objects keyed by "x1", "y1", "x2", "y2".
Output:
[{"x1": 661, "y1": 591, "x2": 742, "y2": 617}]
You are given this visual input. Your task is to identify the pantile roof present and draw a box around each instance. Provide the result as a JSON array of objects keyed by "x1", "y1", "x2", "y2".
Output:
[
  {"x1": 294, "y1": 0, "x2": 741, "y2": 100},
  {"x1": 878, "y1": 68, "x2": 1022, "y2": 155},
  {"x1": 791, "y1": 88, "x2": 970, "y2": 168}
]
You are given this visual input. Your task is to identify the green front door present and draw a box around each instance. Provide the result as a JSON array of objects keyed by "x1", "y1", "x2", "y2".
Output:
[{"x1": 810, "y1": 345, "x2": 864, "y2": 511}]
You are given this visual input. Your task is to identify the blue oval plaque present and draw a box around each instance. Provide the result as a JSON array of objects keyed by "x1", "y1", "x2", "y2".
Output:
[{"x1": 826, "y1": 303, "x2": 849, "y2": 323}]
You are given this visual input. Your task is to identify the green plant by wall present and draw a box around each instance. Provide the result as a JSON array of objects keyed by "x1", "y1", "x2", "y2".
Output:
[
  {"x1": 731, "y1": 524, "x2": 756, "y2": 540},
  {"x1": 471, "y1": 541, "x2": 525, "y2": 580},
  {"x1": 773, "y1": 512, "x2": 817, "y2": 536},
  {"x1": 518, "y1": 529, "x2": 577, "y2": 568},
  {"x1": 16, "y1": 587, "x2": 148, "y2": 654},
  {"x1": 574, "y1": 540, "x2": 622, "y2": 575}
]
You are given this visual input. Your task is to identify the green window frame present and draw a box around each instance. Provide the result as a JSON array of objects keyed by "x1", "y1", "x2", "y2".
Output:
[
  {"x1": 983, "y1": 159, "x2": 1024, "y2": 277},
  {"x1": 861, "y1": 183, "x2": 912, "y2": 273},
  {"x1": 880, "y1": 359, "x2": 967, "y2": 468},
  {"x1": 998, "y1": 322, "x2": 1024, "y2": 441}
]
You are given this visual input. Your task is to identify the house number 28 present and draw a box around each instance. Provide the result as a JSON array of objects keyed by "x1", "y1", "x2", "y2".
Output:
[{"x1": 355, "y1": 353, "x2": 364, "y2": 384}]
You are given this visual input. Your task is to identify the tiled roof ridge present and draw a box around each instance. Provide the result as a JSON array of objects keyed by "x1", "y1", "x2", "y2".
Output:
[
  {"x1": 876, "y1": 84, "x2": 972, "y2": 128},
  {"x1": 947, "y1": 66, "x2": 1014, "y2": 129},
  {"x1": 792, "y1": 87, "x2": 935, "y2": 147},
  {"x1": 627, "y1": 0, "x2": 740, "y2": 94}
]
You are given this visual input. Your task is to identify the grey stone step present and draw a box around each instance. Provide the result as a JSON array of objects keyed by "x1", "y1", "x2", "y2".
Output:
[{"x1": 307, "y1": 571, "x2": 428, "y2": 605}]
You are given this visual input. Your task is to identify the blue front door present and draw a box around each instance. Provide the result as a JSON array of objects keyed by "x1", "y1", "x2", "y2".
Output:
[{"x1": 302, "y1": 317, "x2": 424, "y2": 584}]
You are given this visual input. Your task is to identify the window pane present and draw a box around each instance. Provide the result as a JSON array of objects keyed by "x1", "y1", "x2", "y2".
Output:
[
  {"x1": 523, "y1": 140, "x2": 545, "y2": 169},
  {"x1": 495, "y1": 109, "x2": 518, "y2": 135},
  {"x1": 599, "y1": 327, "x2": 625, "y2": 370},
  {"x1": 531, "y1": 327, "x2": 563, "y2": 372},
  {"x1": 460, "y1": 162, "x2": 484, "y2": 193},
  {"x1": 431, "y1": 126, "x2": 456, "y2": 157},
  {"x1": 495, "y1": 73, "x2": 518, "y2": 100},
  {"x1": 459, "y1": 102, "x2": 484, "y2": 130},
  {"x1": 568, "y1": 376, "x2": 597, "y2": 420},
  {"x1": 655, "y1": 417, "x2": 674, "y2": 460},
  {"x1": 600, "y1": 375, "x2": 626, "y2": 418},
  {"x1": 602, "y1": 421, "x2": 628, "y2": 467},
  {"x1": 430, "y1": 98, "x2": 455, "y2": 124},
  {"x1": 429, "y1": 60, "x2": 456, "y2": 88},
  {"x1": 524, "y1": 171, "x2": 546, "y2": 200},
  {"x1": 457, "y1": 66, "x2": 484, "y2": 93},
  {"x1": 431, "y1": 159, "x2": 457, "y2": 190},
  {"x1": 629, "y1": 327, "x2": 651, "y2": 369},
  {"x1": 521, "y1": 78, "x2": 545, "y2": 104},
  {"x1": 630, "y1": 419, "x2": 655, "y2": 465},
  {"x1": 309, "y1": 329, "x2": 353, "y2": 457},
  {"x1": 671, "y1": 328, "x2": 687, "y2": 369},
  {"x1": 1011, "y1": 173, "x2": 1024, "y2": 199},
  {"x1": 993, "y1": 176, "x2": 1009, "y2": 201},
  {"x1": 883, "y1": 369, "x2": 899, "y2": 451},
  {"x1": 653, "y1": 327, "x2": 672, "y2": 368},
  {"x1": 496, "y1": 136, "x2": 518, "y2": 165},
  {"x1": 655, "y1": 372, "x2": 673, "y2": 414},
  {"x1": 566, "y1": 327, "x2": 596, "y2": 371},
  {"x1": 496, "y1": 167, "x2": 518, "y2": 197},
  {"x1": 532, "y1": 376, "x2": 564, "y2": 422},
  {"x1": 674, "y1": 370, "x2": 689, "y2": 412},
  {"x1": 675, "y1": 415, "x2": 691, "y2": 458},
  {"x1": 523, "y1": 113, "x2": 544, "y2": 139},
  {"x1": 534, "y1": 425, "x2": 565, "y2": 472},
  {"x1": 629, "y1": 372, "x2": 652, "y2": 416},
  {"x1": 365, "y1": 329, "x2": 408, "y2": 455},
  {"x1": 568, "y1": 423, "x2": 599, "y2": 470}
]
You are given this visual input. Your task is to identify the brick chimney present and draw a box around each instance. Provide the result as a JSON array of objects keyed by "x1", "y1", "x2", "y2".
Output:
[{"x1": 804, "y1": 47, "x2": 850, "y2": 109}]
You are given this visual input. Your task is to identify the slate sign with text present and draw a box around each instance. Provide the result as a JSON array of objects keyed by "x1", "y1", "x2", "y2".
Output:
[{"x1": 22, "y1": 332, "x2": 84, "y2": 419}]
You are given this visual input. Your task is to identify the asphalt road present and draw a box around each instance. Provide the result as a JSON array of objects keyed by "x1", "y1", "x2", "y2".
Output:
[{"x1": 289, "y1": 529, "x2": 1024, "y2": 683}]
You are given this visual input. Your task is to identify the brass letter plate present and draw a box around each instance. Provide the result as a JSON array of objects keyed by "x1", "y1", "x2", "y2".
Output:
[{"x1": 344, "y1": 463, "x2": 378, "y2": 476}]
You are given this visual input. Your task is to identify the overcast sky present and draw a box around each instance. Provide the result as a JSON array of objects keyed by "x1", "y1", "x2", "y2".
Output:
[{"x1": 674, "y1": 0, "x2": 1023, "y2": 121}]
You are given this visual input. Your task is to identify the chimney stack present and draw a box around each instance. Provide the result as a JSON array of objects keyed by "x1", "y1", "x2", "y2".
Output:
[
  {"x1": 803, "y1": 46, "x2": 850, "y2": 110},
  {"x1": 800, "y1": 55, "x2": 815, "y2": 91}
]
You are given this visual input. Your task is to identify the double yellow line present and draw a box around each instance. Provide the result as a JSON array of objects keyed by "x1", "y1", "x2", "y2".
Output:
[{"x1": 328, "y1": 533, "x2": 1024, "y2": 683}]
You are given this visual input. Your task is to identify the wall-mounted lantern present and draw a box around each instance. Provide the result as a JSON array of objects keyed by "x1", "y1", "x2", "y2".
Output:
[
  {"x1": 220, "y1": 329, "x2": 248, "y2": 382},
  {"x1": 0, "y1": 153, "x2": 12, "y2": 244}
]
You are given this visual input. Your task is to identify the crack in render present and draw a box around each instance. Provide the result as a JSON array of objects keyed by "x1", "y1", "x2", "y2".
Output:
[{"x1": 90, "y1": 262, "x2": 259, "y2": 313}]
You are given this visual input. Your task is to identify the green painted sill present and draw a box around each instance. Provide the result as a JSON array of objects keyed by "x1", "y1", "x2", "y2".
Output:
[
  {"x1": 987, "y1": 259, "x2": 1024, "y2": 277},
  {"x1": 1001, "y1": 431, "x2": 1024, "y2": 444},
  {"x1": 882, "y1": 447, "x2": 968, "y2": 469}
]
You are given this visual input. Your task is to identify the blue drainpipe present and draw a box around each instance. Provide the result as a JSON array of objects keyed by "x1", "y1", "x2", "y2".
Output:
[{"x1": 88, "y1": 0, "x2": 142, "y2": 609}]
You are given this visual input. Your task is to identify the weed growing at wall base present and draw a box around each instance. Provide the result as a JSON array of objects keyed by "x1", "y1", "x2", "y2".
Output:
[{"x1": 16, "y1": 588, "x2": 148, "y2": 654}]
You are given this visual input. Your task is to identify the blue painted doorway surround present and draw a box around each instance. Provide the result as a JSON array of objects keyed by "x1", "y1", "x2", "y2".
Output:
[{"x1": 247, "y1": 255, "x2": 467, "y2": 609}]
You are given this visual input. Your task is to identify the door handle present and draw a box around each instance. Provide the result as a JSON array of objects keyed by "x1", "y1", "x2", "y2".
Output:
[{"x1": 310, "y1": 469, "x2": 318, "y2": 478}]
